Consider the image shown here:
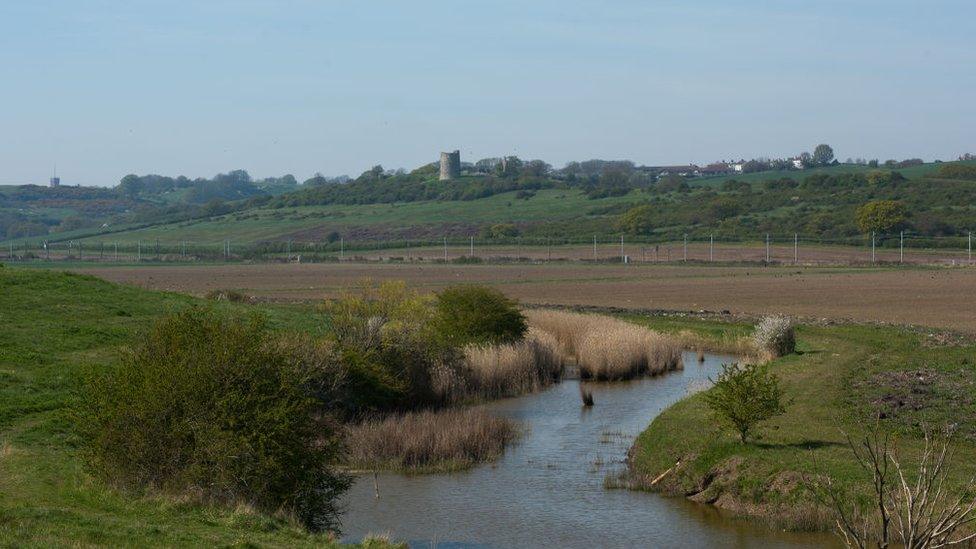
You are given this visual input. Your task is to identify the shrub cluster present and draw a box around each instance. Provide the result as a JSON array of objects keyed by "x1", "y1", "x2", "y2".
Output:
[
  {"x1": 753, "y1": 315, "x2": 796, "y2": 358},
  {"x1": 78, "y1": 308, "x2": 349, "y2": 532}
]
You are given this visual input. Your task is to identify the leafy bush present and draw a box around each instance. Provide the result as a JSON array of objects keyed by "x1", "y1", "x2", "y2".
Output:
[
  {"x1": 753, "y1": 315, "x2": 796, "y2": 358},
  {"x1": 434, "y1": 285, "x2": 527, "y2": 347},
  {"x1": 855, "y1": 200, "x2": 908, "y2": 233},
  {"x1": 324, "y1": 281, "x2": 460, "y2": 407},
  {"x1": 77, "y1": 308, "x2": 349, "y2": 532},
  {"x1": 704, "y1": 362, "x2": 788, "y2": 443}
]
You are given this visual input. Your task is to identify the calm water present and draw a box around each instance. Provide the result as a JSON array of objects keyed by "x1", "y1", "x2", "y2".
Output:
[{"x1": 341, "y1": 352, "x2": 838, "y2": 548}]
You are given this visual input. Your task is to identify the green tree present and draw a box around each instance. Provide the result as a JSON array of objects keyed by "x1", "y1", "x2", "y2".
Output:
[
  {"x1": 117, "y1": 174, "x2": 144, "y2": 198},
  {"x1": 434, "y1": 285, "x2": 527, "y2": 346},
  {"x1": 704, "y1": 362, "x2": 788, "y2": 443},
  {"x1": 481, "y1": 223, "x2": 519, "y2": 239},
  {"x1": 855, "y1": 200, "x2": 908, "y2": 233},
  {"x1": 616, "y1": 205, "x2": 655, "y2": 235},
  {"x1": 813, "y1": 144, "x2": 835, "y2": 166}
]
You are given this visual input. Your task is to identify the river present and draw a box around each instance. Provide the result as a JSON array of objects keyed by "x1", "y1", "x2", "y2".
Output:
[{"x1": 341, "y1": 352, "x2": 838, "y2": 548}]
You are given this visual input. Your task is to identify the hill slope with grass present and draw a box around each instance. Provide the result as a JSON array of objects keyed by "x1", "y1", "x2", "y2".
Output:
[
  {"x1": 0, "y1": 267, "x2": 393, "y2": 547},
  {"x1": 4, "y1": 160, "x2": 976, "y2": 249}
]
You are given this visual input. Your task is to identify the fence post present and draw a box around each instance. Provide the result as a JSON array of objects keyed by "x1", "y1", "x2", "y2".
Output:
[
  {"x1": 442, "y1": 237, "x2": 447, "y2": 261},
  {"x1": 900, "y1": 231, "x2": 904, "y2": 264},
  {"x1": 620, "y1": 234, "x2": 624, "y2": 263},
  {"x1": 469, "y1": 236, "x2": 474, "y2": 257},
  {"x1": 593, "y1": 235, "x2": 597, "y2": 261},
  {"x1": 547, "y1": 237, "x2": 551, "y2": 262},
  {"x1": 794, "y1": 233, "x2": 798, "y2": 264},
  {"x1": 137, "y1": 241, "x2": 141, "y2": 262},
  {"x1": 517, "y1": 236, "x2": 521, "y2": 260},
  {"x1": 709, "y1": 234, "x2": 714, "y2": 262},
  {"x1": 765, "y1": 233, "x2": 770, "y2": 263},
  {"x1": 683, "y1": 234, "x2": 687, "y2": 262},
  {"x1": 969, "y1": 232, "x2": 972, "y2": 265},
  {"x1": 871, "y1": 232, "x2": 876, "y2": 264}
]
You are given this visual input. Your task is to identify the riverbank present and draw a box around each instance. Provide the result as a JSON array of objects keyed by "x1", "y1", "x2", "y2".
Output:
[{"x1": 624, "y1": 317, "x2": 976, "y2": 533}]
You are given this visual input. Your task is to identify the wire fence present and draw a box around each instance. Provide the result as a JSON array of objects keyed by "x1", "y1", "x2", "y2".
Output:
[{"x1": 3, "y1": 232, "x2": 974, "y2": 267}]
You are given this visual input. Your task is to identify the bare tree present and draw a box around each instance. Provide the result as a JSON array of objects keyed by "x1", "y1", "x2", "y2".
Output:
[{"x1": 819, "y1": 424, "x2": 976, "y2": 548}]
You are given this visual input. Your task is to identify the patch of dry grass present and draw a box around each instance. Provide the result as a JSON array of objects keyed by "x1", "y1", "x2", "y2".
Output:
[
  {"x1": 461, "y1": 328, "x2": 565, "y2": 399},
  {"x1": 525, "y1": 310, "x2": 683, "y2": 380},
  {"x1": 343, "y1": 408, "x2": 519, "y2": 473}
]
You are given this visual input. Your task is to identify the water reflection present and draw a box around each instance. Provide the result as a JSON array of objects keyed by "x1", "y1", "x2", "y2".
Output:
[{"x1": 341, "y1": 352, "x2": 838, "y2": 548}]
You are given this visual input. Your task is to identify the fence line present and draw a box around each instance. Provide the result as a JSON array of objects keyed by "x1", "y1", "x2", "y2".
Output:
[{"x1": 3, "y1": 232, "x2": 976, "y2": 267}]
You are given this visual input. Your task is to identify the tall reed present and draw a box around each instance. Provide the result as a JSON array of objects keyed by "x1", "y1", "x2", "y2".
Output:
[
  {"x1": 525, "y1": 310, "x2": 683, "y2": 381},
  {"x1": 344, "y1": 408, "x2": 519, "y2": 473},
  {"x1": 461, "y1": 328, "x2": 565, "y2": 399}
]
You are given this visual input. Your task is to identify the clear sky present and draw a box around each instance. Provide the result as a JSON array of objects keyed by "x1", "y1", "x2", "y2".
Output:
[{"x1": 1, "y1": 0, "x2": 973, "y2": 186}]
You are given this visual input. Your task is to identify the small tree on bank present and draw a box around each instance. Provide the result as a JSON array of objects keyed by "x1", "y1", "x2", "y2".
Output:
[{"x1": 705, "y1": 362, "x2": 788, "y2": 443}]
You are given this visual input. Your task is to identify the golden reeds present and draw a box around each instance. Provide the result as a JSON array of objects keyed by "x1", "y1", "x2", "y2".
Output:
[
  {"x1": 344, "y1": 408, "x2": 519, "y2": 472},
  {"x1": 461, "y1": 328, "x2": 565, "y2": 399},
  {"x1": 524, "y1": 310, "x2": 683, "y2": 381}
]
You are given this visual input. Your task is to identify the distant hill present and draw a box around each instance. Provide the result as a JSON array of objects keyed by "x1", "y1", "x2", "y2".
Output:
[{"x1": 3, "y1": 160, "x2": 975, "y2": 247}]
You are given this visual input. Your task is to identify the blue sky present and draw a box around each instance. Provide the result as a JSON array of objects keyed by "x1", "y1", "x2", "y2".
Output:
[{"x1": 1, "y1": 0, "x2": 973, "y2": 186}]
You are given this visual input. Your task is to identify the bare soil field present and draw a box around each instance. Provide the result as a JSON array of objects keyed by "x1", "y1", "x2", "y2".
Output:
[
  {"x1": 336, "y1": 240, "x2": 972, "y2": 266},
  {"x1": 74, "y1": 262, "x2": 976, "y2": 333}
]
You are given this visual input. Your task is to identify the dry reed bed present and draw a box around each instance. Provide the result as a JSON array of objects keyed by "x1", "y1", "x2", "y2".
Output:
[
  {"x1": 461, "y1": 328, "x2": 565, "y2": 399},
  {"x1": 344, "y1": 408, "x2": 519, "y2": 473},
  {"x1": 525, "y1": 310, "x2": 683, "y2": 381}
]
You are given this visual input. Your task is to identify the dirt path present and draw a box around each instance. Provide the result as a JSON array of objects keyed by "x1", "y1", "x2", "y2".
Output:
[{"x1": 73, "y1": 263, "x2": 976, "y2": 332}]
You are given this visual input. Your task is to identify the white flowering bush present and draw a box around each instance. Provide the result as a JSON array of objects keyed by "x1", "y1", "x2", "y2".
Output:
[{"x1": 753, "y1": 315, "x2": 795, "y2": 358}]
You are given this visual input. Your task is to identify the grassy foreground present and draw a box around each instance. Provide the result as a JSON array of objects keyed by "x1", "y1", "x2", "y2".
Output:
[
  {"x1": 626, "y1": 316, "x2": 976, "y2": 532},
  {"x1": 0, "y1": 267, "x2": 396, "y2": 547}
]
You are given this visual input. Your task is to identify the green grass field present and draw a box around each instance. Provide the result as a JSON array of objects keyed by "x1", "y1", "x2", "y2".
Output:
[
  {"x1": 626, "y1": 315, "x2": 976, "y2": 532},
  {"x1": 0, "y1": 267, "x2": 397, "y2": 547},
  {"x1": 56, "y1": 188, "x2": 637, "y2": 245}
]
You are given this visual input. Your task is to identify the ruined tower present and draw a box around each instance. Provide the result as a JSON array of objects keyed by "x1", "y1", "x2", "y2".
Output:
[{"x1": 439, "y1": 150, "x2": 461, "y2": 181}]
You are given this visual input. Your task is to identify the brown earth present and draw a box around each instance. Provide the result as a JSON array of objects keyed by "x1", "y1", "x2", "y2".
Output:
[{"x1": 73, "y1": 262, "x2": 976, "y2": 333}]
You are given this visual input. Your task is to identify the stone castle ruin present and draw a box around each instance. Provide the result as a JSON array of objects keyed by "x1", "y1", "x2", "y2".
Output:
[{"x1": 439, "y1": 150, "x2": 461, "y2": 180}]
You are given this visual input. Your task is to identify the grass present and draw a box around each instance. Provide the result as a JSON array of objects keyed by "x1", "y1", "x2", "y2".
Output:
[
  {"x1": 525, "y1": 310, "x2": 683, "y2": 380},
  {"x1": 0, "y1": 267, "x2": 392, "y2": 547},
  {"x1": 625, "y1": 319, "x2": 976, "y2": 533},
  {"x1": 343, "y1": 408, "x2": 520, "y2": 473},
  {"x1": 56, "y1": 188, "x2": 639, "y2": 245}
]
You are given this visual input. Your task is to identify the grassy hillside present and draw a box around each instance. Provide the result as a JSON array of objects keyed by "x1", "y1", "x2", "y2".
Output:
[
  {"x1": 0, "y1": 267, "x2": 385, "y2": 547},
  {"x1": 61, "y1": 188, "x2": 637, "y2": 244},
  {"x1": 4, "y1": 160, "x2": 976, "y2": 251}
]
